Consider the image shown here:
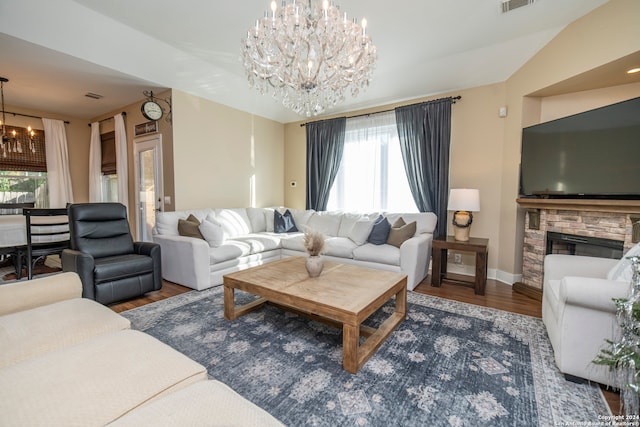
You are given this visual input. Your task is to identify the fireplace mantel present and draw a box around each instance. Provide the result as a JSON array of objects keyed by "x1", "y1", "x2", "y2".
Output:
[{"x1": 517, "y1": 198, "x2": 640, "y2": 214}]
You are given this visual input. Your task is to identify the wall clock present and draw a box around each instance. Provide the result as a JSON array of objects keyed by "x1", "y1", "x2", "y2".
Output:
[{"x1": 141, "y1": 100, "x2": 163, "y2": 121}]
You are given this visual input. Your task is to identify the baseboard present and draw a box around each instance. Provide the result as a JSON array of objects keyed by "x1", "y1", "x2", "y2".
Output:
[{"x1": 512, "y1": 282, "x2": 543, "y2": 302}]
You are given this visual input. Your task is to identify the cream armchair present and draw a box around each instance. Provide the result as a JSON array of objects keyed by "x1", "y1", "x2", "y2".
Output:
[{"x1": 542, "y1": 254, "x2": 631, "y2": 387}]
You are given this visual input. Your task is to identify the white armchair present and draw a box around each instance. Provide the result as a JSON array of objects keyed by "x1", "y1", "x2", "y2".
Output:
[{"x1": 542, "y1": 253, "x2": 631, "y2": 387}]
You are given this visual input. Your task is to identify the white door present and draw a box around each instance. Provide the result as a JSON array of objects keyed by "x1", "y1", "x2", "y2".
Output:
[{"x1": 133, "y1": 134, "x2": 164, "y2": 241}]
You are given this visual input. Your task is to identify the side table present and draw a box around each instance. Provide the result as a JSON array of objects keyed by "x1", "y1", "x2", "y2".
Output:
[{"x1": 431, "y1": 236, "x2": 489, "y2": 295}]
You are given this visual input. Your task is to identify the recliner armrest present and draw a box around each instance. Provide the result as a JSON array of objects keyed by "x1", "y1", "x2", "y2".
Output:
[
  {"x1": 61, "y1": 249, "x2": 96, "y2": 300},
  {"x1": 560, "y1": 276, "x2": 630, "y2": 313},
  {"x1": 133, "y1": 242, "x2": 162, "y2": 290}
]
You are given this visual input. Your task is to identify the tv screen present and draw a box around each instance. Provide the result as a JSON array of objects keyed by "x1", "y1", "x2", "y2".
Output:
[{"x1": 519, "y1": 96, "x2": 640, "y2": 199}]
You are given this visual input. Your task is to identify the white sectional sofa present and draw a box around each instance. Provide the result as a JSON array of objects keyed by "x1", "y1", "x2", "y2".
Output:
[
  {"x1": 153, "y1": 208, "x2": 437, "y2": 291},
  {"x1": 0, "y1": 272, "x2": 284, "y2": 426}
]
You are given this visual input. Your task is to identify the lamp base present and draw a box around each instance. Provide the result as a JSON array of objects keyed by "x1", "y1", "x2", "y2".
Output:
[{"x1": 452, "y1": 211, "x2": 473, "y2": 242}]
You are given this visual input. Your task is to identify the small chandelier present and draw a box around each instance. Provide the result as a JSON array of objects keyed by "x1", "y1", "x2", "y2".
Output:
[
  {"x1": 1, "y1": 77, "x2": 38, "y2": 158},
  {"x1": 241, "y1": 0, "x2": 377, "y2": 117}
]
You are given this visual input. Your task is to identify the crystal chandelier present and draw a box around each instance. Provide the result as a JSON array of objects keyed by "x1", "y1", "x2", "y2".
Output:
[{"x1": 241, "y1": 0, "x2": 377, "y2": 117}]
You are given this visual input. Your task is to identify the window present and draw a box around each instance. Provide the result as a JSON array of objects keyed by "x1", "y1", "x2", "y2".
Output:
[
  {"x1": 326, "y1": 111, "x2": 418, "y2": 213},
  {"x1": 100, "y1": 131, "x2": 118, "y2": 202},
  {"x1": 0, "y1": 125, "x2": 48, "y2": 207}
]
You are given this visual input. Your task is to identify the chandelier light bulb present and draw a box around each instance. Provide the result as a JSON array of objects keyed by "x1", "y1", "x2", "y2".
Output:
[{"x1": 241, "y1": 0, "x2": 377, "y2": 117}]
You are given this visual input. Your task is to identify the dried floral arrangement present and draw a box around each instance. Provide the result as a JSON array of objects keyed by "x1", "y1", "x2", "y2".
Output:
[{"x1": 303, "y1": 230, "x2": 325, "y2": 257}]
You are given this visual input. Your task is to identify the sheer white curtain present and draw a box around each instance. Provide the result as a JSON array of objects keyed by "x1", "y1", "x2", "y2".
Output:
[
  {"x1": 88, "y1": 122, "x2": 102, "y2": 202},
  {"x1": 42, "y1": 118, "x2": 74, "y2": 208},
  {"x1": 114, "y1": 113, "x2": 128, "y2": 209},
  {"x1": 327, "y1": 111, "x2": 418, "y2": 213}
]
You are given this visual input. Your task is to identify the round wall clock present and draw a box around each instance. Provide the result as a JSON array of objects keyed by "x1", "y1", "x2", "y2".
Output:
[{"x1": 141, "y1": 100, "x2": 163, "y2": 121}]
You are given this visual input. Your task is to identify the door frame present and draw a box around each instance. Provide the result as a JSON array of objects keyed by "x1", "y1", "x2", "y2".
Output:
[{"x1": 133, "y1": 133, "x2": 164, "y2": 241}]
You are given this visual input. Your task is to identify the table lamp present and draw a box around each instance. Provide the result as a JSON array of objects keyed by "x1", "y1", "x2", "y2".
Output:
[{"x1": 448, "y1": 189, "x2": 480, "y2": 241}]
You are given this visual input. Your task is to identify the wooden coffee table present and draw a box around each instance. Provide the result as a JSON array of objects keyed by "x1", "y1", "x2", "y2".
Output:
[{"x1": 223, "y1": 257, "x2": 407, "y2": 374}]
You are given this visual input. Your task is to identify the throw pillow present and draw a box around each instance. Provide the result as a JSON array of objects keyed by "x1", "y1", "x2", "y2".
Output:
[
  {"x1": 178, "y1": 214, "x2": 204, "y2": 240},
  {"x1": 199, "y1": 215, "x2": 224, "y2": 247},
  {"x1": 367, "y1": 215, "x2": 391, "y2": 245},
  {"x1": 349, "y1": 219, "x2": 375, "y2": 245},
  {"x1": 274, "y1": 209, "x2": 298, "y2": 233},
  {"x1": 387, "y1": 217, "x2": 417, "y2": 248},
  {"x1": 607, "y1": 242, "x2": 640, "y2": 282}
]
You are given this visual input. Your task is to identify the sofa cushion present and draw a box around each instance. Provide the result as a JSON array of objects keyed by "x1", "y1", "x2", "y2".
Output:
[
  {"x1": 289, "y1": 209, "x2": 315, "y2": 231},
  {"x1": 0, "y1": 330, "x2": 207, "y2": 427},
  {"x1": 108, "y1": 380, "x2": 285, "y2": 427},
  {"x1": 337, "y1": 213, "x2": 364, "y2": 237},
  {"x1": 324, "y1": 237, "x2": 357, "y2": 258},
  {"x1": 199, "y1": 214, "x2": 224, "y2": 247},
  {"x1": 178, "y1": 214, "x2": 204, "y2": 240},
  {"x1": 0, "y1": 298, "x2": 130, "y2": 369},
  {"x1": 368, "y1": 215, "x2": 391, "y2": 245},
  {"x1": 306, "y1": 211, "x2": 343, "y2": 236},
  {"x1": 607, "y1": 242, "x2": 640, "y2": 282},
  {"x1": 387, "y1": 218, "x2": 417, "y2": 248},
  {"x1": 348, "y1": 219, "x2": 375, "y2": 245},
  {"x1": 274, "y1": 209, "x2": 298, "y2": 233},
  {"x1": 215, "y1": 208, "x2": 252, "y2": 238},
  {"x1": 209, "y1": 241, "x2": 252, "y2": 263},
  {"x1": 246, "y1": 207, "x2": 268, "y2": 233},
  {"x1": 280, "y1": 234, "x2": 306, "y2": 252},
  {"x1": 231, "y1": 233, "x2": 282, "y2": 254},
  {"x1": 353, "y1": 243, "x2": 400, "y2": 266}
]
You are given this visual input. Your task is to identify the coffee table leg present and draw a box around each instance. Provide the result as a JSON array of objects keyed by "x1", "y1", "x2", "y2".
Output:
[
  {"x1": 224, "y1": 285, "x2": 235, "y2": 320},
  {"x1": 342, "y1": 323, "x2": 359, "y2": 374}
]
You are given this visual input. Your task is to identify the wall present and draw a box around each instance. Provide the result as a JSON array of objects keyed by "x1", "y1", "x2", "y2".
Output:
[
  {"x1": 172, "y1": 90, "x2": 284, "y2": 210},
  {"x1": 499, "y1": 0, "x2": 640, "y2": 281},
  {"x1": 0, "y1": 103, "x2": 90, "y2": 203}
]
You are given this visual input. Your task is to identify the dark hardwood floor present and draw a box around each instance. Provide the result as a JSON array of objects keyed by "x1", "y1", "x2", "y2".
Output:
[{"x1": 108, "y1": 273, "x2": 621, "y2": 414}]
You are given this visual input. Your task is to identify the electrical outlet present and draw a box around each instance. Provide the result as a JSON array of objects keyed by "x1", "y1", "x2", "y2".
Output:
[{"x1": 454, "y1": 253, "x2": 462, "y2": 264}]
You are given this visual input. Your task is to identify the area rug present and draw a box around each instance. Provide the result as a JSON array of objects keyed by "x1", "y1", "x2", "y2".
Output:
[{"x1": 122, "y1": 287, "x2": 610, "y2": 427}]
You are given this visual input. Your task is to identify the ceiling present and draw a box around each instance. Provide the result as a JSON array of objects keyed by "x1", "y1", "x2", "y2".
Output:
[{"x1": 0, "y1": 0, "x2": 618, "y2": 124}]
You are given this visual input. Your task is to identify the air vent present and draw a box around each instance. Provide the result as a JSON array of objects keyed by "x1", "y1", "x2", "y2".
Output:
[
  {"x1": 502, "y1": 0, "x2": 536, "y2": 13},
  {"x1": 84, "y1": 92, "x2": 104, "y2": 100}
]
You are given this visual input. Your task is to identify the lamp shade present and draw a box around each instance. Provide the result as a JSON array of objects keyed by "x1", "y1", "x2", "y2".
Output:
[{"x1": 447, "y1": 189, "x2": 480, "y2": 212}]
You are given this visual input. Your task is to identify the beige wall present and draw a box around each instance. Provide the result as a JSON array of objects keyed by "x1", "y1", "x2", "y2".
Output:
[
  {"x1": 172, "y1": 90, "x2": 284, "y2": 210},
  {"x1": 499, "y1": 0, "x2": 640, "y2": 281}
]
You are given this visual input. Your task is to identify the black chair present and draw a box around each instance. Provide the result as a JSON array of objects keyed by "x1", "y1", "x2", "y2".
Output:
[
  {"x1": 61, "y1": 202, "x2": 162, "y2": 305},
  {"x1": 19, "y1": 208, "x2": 70, "y2": 280}
]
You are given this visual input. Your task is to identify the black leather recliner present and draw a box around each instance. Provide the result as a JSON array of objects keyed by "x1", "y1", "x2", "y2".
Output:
[{"x1": 61, "y1": 202, "x2": 162, "y2": 305}]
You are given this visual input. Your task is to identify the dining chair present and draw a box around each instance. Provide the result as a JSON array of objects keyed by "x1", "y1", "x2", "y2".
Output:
[{"x1": 19, "y1": 208, "x2": 70, "y2": 280}]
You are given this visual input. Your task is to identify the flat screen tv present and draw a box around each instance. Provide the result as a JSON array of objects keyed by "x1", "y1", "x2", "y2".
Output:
[{"x1": 519, "y1": 96, "x2": 640, "y2": 199}]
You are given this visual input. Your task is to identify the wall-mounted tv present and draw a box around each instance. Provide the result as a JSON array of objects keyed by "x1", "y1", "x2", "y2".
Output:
[{"x1": 519, "y1": 96, "x2": 640, "y2": 199}]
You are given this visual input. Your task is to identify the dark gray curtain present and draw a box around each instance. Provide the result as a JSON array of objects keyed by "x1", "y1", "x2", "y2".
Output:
[
  {"x1": 395, "y1": 98, "x2": 453, "y2": 238},
  {"x1": 305, "y1": 117, "x2": 347, "y2": 211}
]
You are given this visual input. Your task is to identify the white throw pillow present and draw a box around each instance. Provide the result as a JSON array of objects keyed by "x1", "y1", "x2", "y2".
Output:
[
  {"x1": 348, "y1": 219, "x2": 375, "y2": 245},
  {"x1": 199, "y1": 215, "x2": 224, "y2": 247},
  {"x1": 607, "y1": 242, "x2": 640, "y2": 282}
]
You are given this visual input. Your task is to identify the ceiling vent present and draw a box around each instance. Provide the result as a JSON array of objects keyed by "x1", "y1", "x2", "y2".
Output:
[
  {"x1": 84, "y1": 92, "x2": 103, "y2": 100},
  {"x1": 502, "y1": 0, "x2": 536, "y2": 13}
]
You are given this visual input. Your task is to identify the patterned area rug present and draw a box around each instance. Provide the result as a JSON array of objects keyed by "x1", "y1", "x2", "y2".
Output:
[{"x1": 122, "y1": 287, "x2": 610, "y2": 427}]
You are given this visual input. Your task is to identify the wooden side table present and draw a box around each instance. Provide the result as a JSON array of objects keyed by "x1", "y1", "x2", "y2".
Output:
[{"x1": 431, "y1": 236, "x2": 489, "y2": 295}]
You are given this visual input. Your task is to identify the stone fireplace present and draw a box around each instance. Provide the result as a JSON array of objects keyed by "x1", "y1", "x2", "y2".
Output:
[{"x1": 516, "y1": 198, "x2": 640, "y2": 293}]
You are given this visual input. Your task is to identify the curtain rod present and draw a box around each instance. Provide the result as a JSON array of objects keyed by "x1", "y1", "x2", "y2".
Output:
[
  {"x1": 88, "y1": 111, "x2": 127, "y2": 127},
  {"x1": 299, "y1": 95, "x2": 461, "y2": 127},
  {"x1": 0, "y1": 110, "x2": 70, "y2": 124}
]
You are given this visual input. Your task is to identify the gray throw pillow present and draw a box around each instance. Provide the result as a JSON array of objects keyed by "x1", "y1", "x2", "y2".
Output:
[
  {"x1": 274, "y1": 209, "x2": 298, "y2": 233},
  {"x1": 367, "y1": 215, "x2": 391, "y2": 245}
]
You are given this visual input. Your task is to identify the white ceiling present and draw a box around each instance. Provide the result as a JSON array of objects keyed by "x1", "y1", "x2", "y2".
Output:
[{"x1": 0, "y1": 0, "x2": 611, "y2": 123}]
